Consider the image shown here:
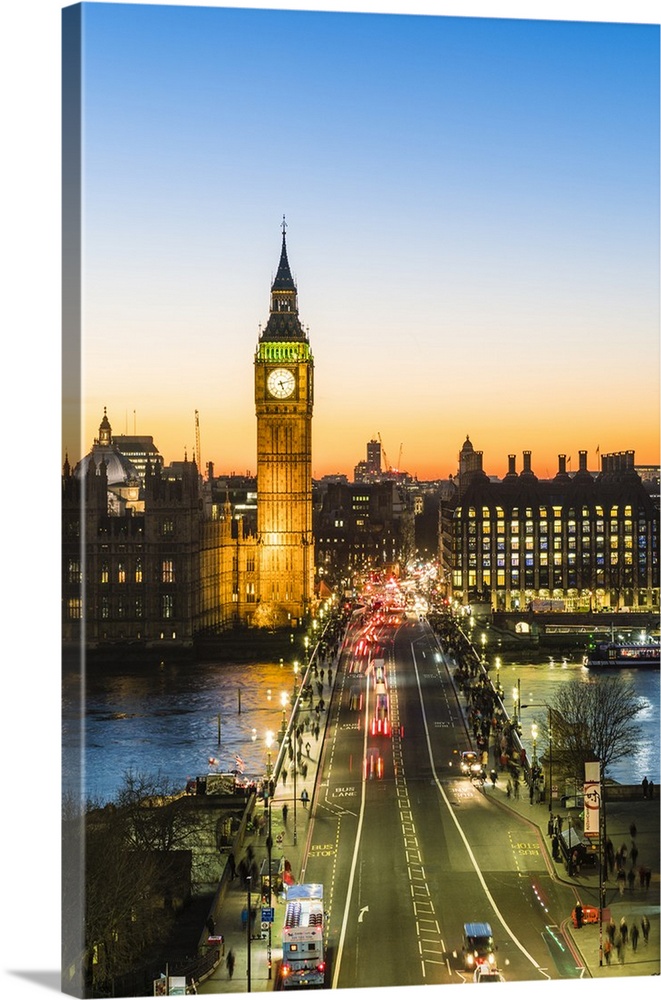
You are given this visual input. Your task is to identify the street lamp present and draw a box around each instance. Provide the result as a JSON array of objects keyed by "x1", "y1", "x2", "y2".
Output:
[
  {"x1": 265, "y1": 731, "x2": 274, "y2": 979},
  {"x1": 280, "y1": 691, "x2": 288, "y2": 739},
  {"x1": 512, "y1": 682, "x2": 520, "y2": 728},
  {"x1": 293, "y1": 661, "x2": 299, "y2": 701},
  {"x1": 531, "y1": 723, "x2": 538, "y2": 768}
]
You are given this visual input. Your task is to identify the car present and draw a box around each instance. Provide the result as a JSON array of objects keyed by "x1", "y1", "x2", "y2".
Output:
[
  {"x1": 473, "y1": 967, "x2": 505, "y2": 983},
  {"x1": 462, "y1": 922, "x2": 497, "y2": 971},
  {"x1": 460, "y1": 751, "x2": 485, "y2": 779}
]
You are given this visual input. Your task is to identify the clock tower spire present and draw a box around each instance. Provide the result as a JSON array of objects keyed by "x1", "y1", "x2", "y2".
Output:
[{"x1": 254, "y1": 220, "x2": 314, "y2": 625}]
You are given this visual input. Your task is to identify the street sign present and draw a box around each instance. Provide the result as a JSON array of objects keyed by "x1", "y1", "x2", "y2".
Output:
[{"x1": 262, "y1": 907, "x2": 275, "y2": 923}]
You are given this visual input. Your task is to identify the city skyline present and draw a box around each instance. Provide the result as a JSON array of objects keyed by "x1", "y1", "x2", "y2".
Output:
[{"x1": 65, "y1": 1, "x2": 660, "y2": 480}]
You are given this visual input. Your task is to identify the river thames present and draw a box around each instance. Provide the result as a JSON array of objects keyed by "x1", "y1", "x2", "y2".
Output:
[{"x1": 62, "y1": 653, "x2": 659, "y2": 806}]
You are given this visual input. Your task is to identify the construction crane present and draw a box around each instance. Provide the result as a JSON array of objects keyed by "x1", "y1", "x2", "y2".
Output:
[
  {"x1": 194, "y1": 410, "x2": 202, "y2": 478},
  {"x1": 396, "y1": 443, "x2": 403, "y2": 471},
  {"x1": 377, "y1": 432, "x2": 391, "y2": 473}
]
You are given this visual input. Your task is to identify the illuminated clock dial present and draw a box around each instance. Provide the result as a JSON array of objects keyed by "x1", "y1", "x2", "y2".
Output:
[{"x1": 267, "y1": 368, "x2": 296, "y2": 399}]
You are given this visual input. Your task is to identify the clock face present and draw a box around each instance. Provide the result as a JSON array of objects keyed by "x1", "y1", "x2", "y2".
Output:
[{"x1": 267, "y1": 367, "x2": 296, "y2": 399}]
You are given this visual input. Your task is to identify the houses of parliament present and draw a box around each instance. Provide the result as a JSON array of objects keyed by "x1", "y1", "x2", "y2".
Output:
[{"x1": 62, "y1": 229, "x2": 660, "y2": 651}]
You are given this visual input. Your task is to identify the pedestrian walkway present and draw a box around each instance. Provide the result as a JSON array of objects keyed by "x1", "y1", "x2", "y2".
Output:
[
  {"x1": 195, "y1": 657, "x2": 339, "y2": 993},
  {"x1": 482, "y1": 771, "x2": 660, "y2": 979}
]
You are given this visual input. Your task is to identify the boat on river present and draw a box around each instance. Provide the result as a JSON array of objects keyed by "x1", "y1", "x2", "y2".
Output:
[{"x1": 583, "y1": 640, "x2": 660, "y2": 669}]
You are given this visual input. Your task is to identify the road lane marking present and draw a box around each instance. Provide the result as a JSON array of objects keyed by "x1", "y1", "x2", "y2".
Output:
[{"x1": 411, "y1": 640, "x2": 550, "y2": 980}]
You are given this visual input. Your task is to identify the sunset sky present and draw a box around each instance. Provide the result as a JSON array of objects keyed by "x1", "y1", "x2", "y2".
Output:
[{"x1": 64, "y1": 1, "x2": 660, "y2": 482}]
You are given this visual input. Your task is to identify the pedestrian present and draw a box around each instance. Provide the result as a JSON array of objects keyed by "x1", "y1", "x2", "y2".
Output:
[
  {"x1": 630, "y1": 843, "x2": 638, "y2": 867},
  {"x1": 226, "y1": 949, "x2": 235, "y2": 980},
  {"x1": 641, "y1": 914, "x2": 650, "y2": 944},
  {"x1": 628, "y1": 868, "x2": 636, "y2": 892},
  {"x1": 620, "y1": 842, "x2": 628, "y2": 864},
  {"x1": 630, "y1": 821, "x2": 637, "y2": 840},
  {"x1": 617, "y1": 869, "x2": 626, "y2": 896},
  {"x1": 615, "y1": 933, "x2": 624, "y2": 964},
  {"x1": 574, "y1": 902, "x2": 583, "y2": 928},
  {"x1": 282, "y1": 803, "x2": 288, "y2": 824},
  {"x1": 490, "y1": 769, "x2": 497, "y2": 788},
  {"x1": 649, "y1": 780, "x2": 655, "y2": 800},
  {"x1": 620, "y1": 917, "x2": 629, "y2": 945},
  {"x1": 548, "y1": 814, "x2": 554, "y2": 837},
  {"x1": 603, "y1": 938, "x2": 612, "y2": 965},
  {"x1": 639, "y1": 866, "x2": 647, "y2": 889},
  {"x1": 557, "y1": 815, "x2": 564, "y2": 834},
  {"x1": 301, "y1": 788, "x2": 309, "y2": 808},
  {"x1": 631, "y1": 923, "x2": 639, "y2": 952},
  {"x1": 644, "y1": 868, "x2": 651, "y2": 890},
  {"x1": 282, "y1": 768, "x2": 288, "y2": 785},
  {"x1": 606, "y1": 919, "x2": 616, "y2": 943},
  {"x1": 642, "y1": 776, "x2": 649, "y2": 799},
  {"x1": 529, "y1": 782, "x2": 534, "y2": 804},
  {"x1": 551, "y1": 835, "x2": 560, "y2": 861},
  {"x1": 506, "y1": 779, "x2": 512, "y2": 799},
  {"x1": 207, "y1": 915, "x2": 215, "y2": 936},
  {"x1": 306, "y1": 741, "x2": 311, "y2": 757},
  {"x1": 228, "y1": 852, "x2": 236, "y2": 879}
]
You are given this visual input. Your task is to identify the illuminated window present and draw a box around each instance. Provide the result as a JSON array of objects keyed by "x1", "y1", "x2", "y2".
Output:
[
  {"x1": 162, "y1": 594, "x2": 174, "y2": 619},
  {"x1": 161, "y1": 519, "x2": 174, "y2": 536},
  {"x1": 118, "y1": 562, "x2": 126, "y2": 584},
  {"x1": 68, "y1": 559, "x2": 81, "y2": 584},
  {"x1": 135, "y1": 558, "x2": 143, "y2": 583},
  {"x1": 162, "y1": 559, "x2": 175, "y2": 583},
  {"x1": 101, "y1": 562, "x2": 109, "y2": 584},
  {"x1": 68, "y1": 598, "x2": 82, "y2": 620}
]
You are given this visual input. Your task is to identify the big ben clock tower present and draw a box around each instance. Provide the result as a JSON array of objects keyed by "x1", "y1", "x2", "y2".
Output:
[{"x1": 254, "y1": 219, "x2": 314, "y2": 624}]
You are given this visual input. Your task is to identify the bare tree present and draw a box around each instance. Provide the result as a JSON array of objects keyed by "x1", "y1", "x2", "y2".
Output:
[
  {"x1": 82, "y1": 770, "x2": 204, "y2": 994},
  {"x1": 543, "y1": 675, "x2": 644, "y2": 783}
]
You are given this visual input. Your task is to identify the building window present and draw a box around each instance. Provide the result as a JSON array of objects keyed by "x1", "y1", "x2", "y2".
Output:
[
  {"x1": 68, "y1": 598, "x2": 82, "y2": 620},
  {"x1": 101, "y1": 562, "x2": 109, "y2": 584},
  {"x1": 118, "y1": 562, "x2": 126, "y2": 584},
  {"x1": 68, "y1": 560, "x2": 82, "y2": 584},
  {"x1": 135, "y1": 558, "x2": 143, "y2": 583},
  {"x1": 162, "y1": 559, "x2": 175, "y2": 583},
  {"x1": 161, "y1": 519, "x2": 174, "y2": 536},
  {"x1": 162, "y1": 594, "x2": 174, "y2": 619}
]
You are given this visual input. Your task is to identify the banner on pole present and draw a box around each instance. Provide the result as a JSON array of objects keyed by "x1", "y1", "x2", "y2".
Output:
[{"x1": 583, "y1": 761, "x2": 601, "y2": 838}]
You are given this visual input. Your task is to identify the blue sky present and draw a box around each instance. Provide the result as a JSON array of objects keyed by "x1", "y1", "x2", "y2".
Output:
[{"x1": 67, "y1": 0, "x2": 660, "y2": 479}]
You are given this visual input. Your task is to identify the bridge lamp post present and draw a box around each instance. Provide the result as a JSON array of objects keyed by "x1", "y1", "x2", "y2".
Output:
[{"x1": 265, "y1": 731, "x2": 274, "y2": 979}]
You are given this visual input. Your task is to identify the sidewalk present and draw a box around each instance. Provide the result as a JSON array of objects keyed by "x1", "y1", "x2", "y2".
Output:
[
  {"x1": 484, "y1": 773, "x2": 660, "y2": 978},
  {"x1": 196, "y1": 659, "x2": 338, "y2": 993}
]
